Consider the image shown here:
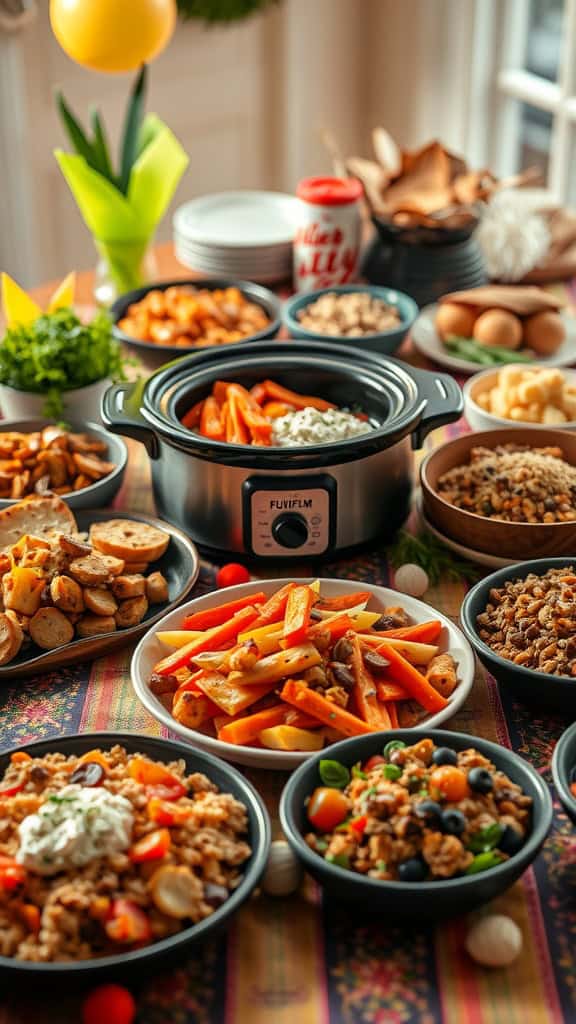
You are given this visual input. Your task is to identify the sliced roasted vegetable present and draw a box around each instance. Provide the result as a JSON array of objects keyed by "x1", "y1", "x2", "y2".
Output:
[
  {"x1": 283, "y1": 585, "x2": 315, "y2": 647},
  {"x1": 128, "y1": 757, "x2": 187, "y2": 799},
  {"x1": 149, "y1": 864, "x2": 204, "y2": 919},
  {"x1": 307, "y1": 786, "x2": 349, "y2": 831},
  {"x1": 147, "y1": 797, "x2": 192, "y2": 827},
  {"x1": 130, "y1": 828, "x2": 171, "y2": 863},
  {"x1": 105, "y1": 898, "x2": 152, "y2": 944},
  {"x1": 154, "y1": 605, "x2": 260, "y2": 676},
  {"x1": 280, "y1": 679, "x2": 378, "y2": 736},
  {"x1": 375, "y1": 642, "x2": 449, "y2": 714},
  {"x1": 181, "y1": 593, "x2": 266, "y2": 632},
  {"x1": 227, "y1": 643, "x2": 322, "y2": 687},
  {"x1": 259, "y1": 724, "x2": 323, "y2": 751},
  {"x1": 0, "y1": 855, "x2": 26, "y2": 890}
]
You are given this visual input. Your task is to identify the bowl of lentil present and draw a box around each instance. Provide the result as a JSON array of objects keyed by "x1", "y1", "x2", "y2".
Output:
[
  {"x1": 461, "y1": 558, "x2": 576, "y2": 709},
  {"x1": 283, "y1": 285, "x2": 418, "y2": 356},
  {"x1": 420, "y1": 427, "x2": 576, "y2": 559},
  {"x1": 279, "y1": 729, "x2": 552, "y2": 917},
  {"x1": 551, "y1": 721, "x2": 576, "y2": 825}
]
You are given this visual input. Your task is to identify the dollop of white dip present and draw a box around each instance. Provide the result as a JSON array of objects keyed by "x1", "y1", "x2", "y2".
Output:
[
  {"x1": 16, "y1": 785, "x2": 134, "y2": 876},
  {"x1": 272, "y1": 407, "x2": 373, "y2": 447}
]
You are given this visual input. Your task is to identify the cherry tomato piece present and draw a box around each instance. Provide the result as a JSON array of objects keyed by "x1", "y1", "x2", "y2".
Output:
[
  {"x1": 148, "y1": 797, "x2": 191, "y2": 826},
  {"x1": 216, "y1": 563, "x2": 251, "y2": 588},
  {"x1": 105, "y1": 898, "x2": 152, "y2": 944},
  {"x1": 363, "y1": 755, "x2": 386, "y2": 773},
  {"x1": 128, "y1": 756, "x2": 186, "y2": 798},
  {"x1": 82, "y1": 984, "x2": 136, "y2": 1024},
  {"x1": 429, "y1": 766, "x2": 469, "y2": 802},
  {"x1": 307, "y1": 787, "x2": 349, "y2": 832},
  {"x1": 130, "y1": 828, "x2": 171, "y2": 863},
  {"x1": 0, "y1": 776, "x2": 25, "y2": 798}
]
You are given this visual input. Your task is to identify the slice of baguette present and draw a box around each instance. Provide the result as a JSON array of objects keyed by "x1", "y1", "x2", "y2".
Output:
[
  {"x1": 0, "y1": 495, "x2": 77, "y2": 551},
  {"x1": 89, "y1": 519, "x2": 169, "y2": 563}
]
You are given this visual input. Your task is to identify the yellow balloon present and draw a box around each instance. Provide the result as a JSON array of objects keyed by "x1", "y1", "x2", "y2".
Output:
[{"x1": 49, "y1": 0, "x2": 177, "y2": 74}]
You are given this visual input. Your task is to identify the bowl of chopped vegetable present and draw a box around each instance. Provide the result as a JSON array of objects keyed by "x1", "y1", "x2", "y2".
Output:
[
  {"x1": 460, "y1": 557, "x2": 576, "y2": 710},
  {"x1": 131, "y1": 577, "x2": 475, "y2": 770},
  {"x1": 0, "y1": 308, "x2": 126, "y2": 421},
  {"x1": 283, "y1": 285, "x2": 418, "y2": 356},
  {"x1": 280, "y1": 730, "x2": 552, "y2": 916},
  {"x1": 551, "y1": 721, "x2": 576, "y2": 825}
]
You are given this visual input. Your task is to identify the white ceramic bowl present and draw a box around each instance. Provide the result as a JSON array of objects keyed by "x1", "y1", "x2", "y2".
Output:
[
  {"x1": 463, "y1": 365, "x2": 576, "y2": 432},
  {"x1": 0, "y1": 378, "x2": 111, "y2": 424},
  {"x1": 131, "y1": 578, "x2": 476, "y2": 771}
]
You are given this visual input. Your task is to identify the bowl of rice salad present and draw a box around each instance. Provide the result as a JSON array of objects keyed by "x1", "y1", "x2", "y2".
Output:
[
  {"x1": 0, "y1": 733, "x2": 270, "y2": 976},
  {"x1": 280, "y1": 729, "x2": 552, "y2": 917}
]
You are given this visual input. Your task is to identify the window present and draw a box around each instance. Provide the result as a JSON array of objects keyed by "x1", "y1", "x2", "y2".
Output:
[{"x1": 472, "y1": 0, "x2": 576, "y2": 203}]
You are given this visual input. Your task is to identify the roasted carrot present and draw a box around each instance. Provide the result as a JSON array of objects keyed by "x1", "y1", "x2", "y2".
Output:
[
  {"x1": 248, "y1": 583, "x2": 296, "y2": 630},
  {"x1": 212, "y1": 380, "x2": 235, "y2": 404},
  {"x1": 227, "y1": 385, "x2": 273, "y2": 445},
  {"x1": 260, "y1": 380, "x2": 336, "y2": 412},
  {"x1": 154, "y1": 605, "x2": 260, "y2": 676},
  {"x1": 283, "y1": 585, "x2": 314, "y2": 647},
  {"x1": 250, "y1": 382, "x2": 268, "y2": 404},
  {"x1": 199, "y1": 396, "x2": 225, "y2": 440},
  {"x1": 316, "y1": 592, "x2": 372, "y2": 612},
  {"x1": 194, "y1": 670, "x2": 275, "y2": 716},
  {"x1": 262, "y1": 401, "x2": 295, "y2": 419},
  {"x1": 350, "y1": 635, "x2": 392, "y2": 729},
  {"x1": 307, "y1": 614, "x2": 356, "y2": 642},
  {"x1": 181, "y1": 400, "x2": 204, "y2": 430},
  {"x1": 377, "y1": 621, "x2": 443, "y2": 643},
  {"x1": 375, "y1": 680, "x2": 409, "y2": 701},
  {"x1": 218, "y1": 704, "x2": 289, "y2": 745},
  {"x1": 388, "y1": 702, "x2": 399, "y2": 728},
  {"x1": 280, "y1": 679, "x2": 378, "y2": 736},
  {"x1": 376, "y1": 642, "x2": 449, "y2": 714},
  {"x1": 227, "y1": 392, "x2": 250, "y2": 445},
  {"x1": 181, "y1": 593, "x2": 266, "y2": 632},
  {"x1": 172, "y1": 669, "x2": 206, "y2": 698}
]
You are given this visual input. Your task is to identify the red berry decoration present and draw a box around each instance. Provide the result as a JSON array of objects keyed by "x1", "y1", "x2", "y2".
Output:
[
  {"x1": 82, "y1": 984, "x2": 136, "y2": 1024},
  {"x1": 216, "y1": 563, "x2": 251, "y2": 588}
]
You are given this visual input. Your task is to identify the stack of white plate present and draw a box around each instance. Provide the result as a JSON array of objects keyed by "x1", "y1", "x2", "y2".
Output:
[{"x1": 173, "y1": 191, "x2": 298, "y2": 284}]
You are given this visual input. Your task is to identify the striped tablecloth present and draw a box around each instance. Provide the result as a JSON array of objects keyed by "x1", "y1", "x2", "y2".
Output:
[{"x1": 2, "y1": 297, "x2": 576, "y2": 1023}]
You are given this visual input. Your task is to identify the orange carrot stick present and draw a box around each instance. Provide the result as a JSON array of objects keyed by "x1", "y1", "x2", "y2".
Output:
[
  {"x1": 249, "y1": 583, "x2": 296, "y2": 630},
  {"x1": 375, "y1": 642, "x2": 448, "y2": 713},
  {"x1": 350, "y1": 636, "x2": 392, "y2": 729},
  {"x1": 316, "y1": 591, "x2": 372, "y2": 612},
  {"x1": 200, "y1": 396, "x2": 225, "y2": 440},
  {"x1": 227, "y1": 392, "x2": 250, "y2": 444},
  {"x1": 283, "y1": 585, "x2": 314, "y2": 647},
  {"x1": 262, "y1": 401, "x2": 295, "y2": 419},
  {"x1": 377, "y1": 621, "x2": 443, "y2": 643},
  {"x1": 375, "y1": 681, "x2": 409, "y2": 701},
  {"x1": 218, "y1": 704, "x2": 289, "y2": 745},
  {"x1": 388, "y1": 701, "x2": 399, "y2": 728},
  {"x1": 280, "y1": 679, "x2": 377, "y2": 736},
  {"x1": 307, "y1": 614, "x2": 356, "y2": 642},
  {"x1": 154, "y1": 605, "x2": 260, "y2": 676},
  {"x1": 181, "y1": 400, "x2": 204, "y2": 430},
  {"x1": 181, "y1": 593, "x2": 266, "y2": 632},
  {"x1": 261, "y1": 380, "x2": 336, "y2": 412}
]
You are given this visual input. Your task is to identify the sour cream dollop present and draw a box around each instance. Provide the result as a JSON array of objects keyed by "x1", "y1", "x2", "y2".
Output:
[
  {"x1": 272, "y1": 406, "x2": 373, "y2": 447},
  {"x1": 17, "y1": 784, "x2": 134, "y2": 876}
]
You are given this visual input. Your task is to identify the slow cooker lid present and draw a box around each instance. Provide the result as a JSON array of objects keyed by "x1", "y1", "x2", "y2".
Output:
[{"x1": 139, "y1": 341, "x2": 427, "y2": 467}]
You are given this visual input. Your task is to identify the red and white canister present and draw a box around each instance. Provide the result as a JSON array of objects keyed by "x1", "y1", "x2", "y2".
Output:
[{"x1": 293, "y1": 176, "x2": 363, "y2": 292}]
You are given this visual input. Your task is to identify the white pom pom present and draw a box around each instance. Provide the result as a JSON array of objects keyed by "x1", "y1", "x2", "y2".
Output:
[
  {"x1": 476, "y1": 190, "x2": 550, "y2": 282},
  {"x1": 465, "y1": 914, "x2": 523, "y2": 967},
  {"x1": 394, "y1": 563, "x2": 429, "y2": 597},
  {"x1": 261, "y1": 840, "x2": 302, "y2": 896}
]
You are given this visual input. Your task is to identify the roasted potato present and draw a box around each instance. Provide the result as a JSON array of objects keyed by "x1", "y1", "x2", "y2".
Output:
[
  {"x1": 0, "y1": 611, "x2": 24, "y2": 664},
  {"x1": 3, "y1": 567, "x2": 44, "y2": 616},
  {"x1": 115, "y1": 595, "x2": 148, "y2": 628},
  {"x1": 29, "y1": 607, "x2": 74, "y2": 650},
  {"x1": 69, "y1": 553, "x2": 124, "y2": 586},
  {"x1": 111, "y1": 574, "x2": 146, "y2": 600},
  {"x1": 145, "y1": 571, "x2": 169, "y2": 605},
  {"x1": 83, "y1": 587, "x2": 118, "y2": 617},
  {"x1": 127, "y1": 562, "x2": 149, "y2": 574},
  {"x1": 172, "y1": 690, "x2": 215, "y2": 730},
  {"x1": 58, "y1": 535, "x2": 92, "y2": 559},
  {"x1": 50, "y1": 575, "x2": 85, "y2": 614},
  {"x1": 76, "y1": 614, "x2": 117, "y2": 638}
]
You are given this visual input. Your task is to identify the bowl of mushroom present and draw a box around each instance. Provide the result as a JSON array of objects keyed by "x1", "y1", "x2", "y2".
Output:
[{"x1": 283, "y1": 285, "x2": 418, "y2": 356}]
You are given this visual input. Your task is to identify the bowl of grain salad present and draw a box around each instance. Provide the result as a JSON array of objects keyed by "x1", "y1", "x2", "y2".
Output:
[
  {"x1": 461, "y1": 558, "x2": 576, "y2": 709},
  {"x1": 283, "y1": 285, "x2": 418, "y2": 356},
  {"x1": 0, "y1": 733, "x2": 270, "y2": 976},
  {"x1": 421, "y1": 427, "x2": 576, "y2": 559},
  {"x1": 279, "y1": 730, "x2": 552, "y2": 917}
]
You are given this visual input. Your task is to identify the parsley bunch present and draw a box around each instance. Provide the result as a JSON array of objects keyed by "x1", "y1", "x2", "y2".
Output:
[{"x1": 0, "y1": 308, "x2": 125, "y2": 418}]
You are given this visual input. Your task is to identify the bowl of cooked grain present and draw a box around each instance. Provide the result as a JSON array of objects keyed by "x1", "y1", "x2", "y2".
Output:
[
  {"x1": 461, "y1": 558, "x2": 576, "y2": 709},
  {"x1": 280, "y1": 729, "x2": 552, "y2": 917},
  {"x1": 551, "y1": 721, "x2": 576, "y2": 825},
  {"x1": 283, "y1": 285, "x2": 418, "y2": 355},
  {"x1": 0, "y1": 732, "x2": 270, "y2": 977},
  {"x1": 420, "y1": 427, "x2": 576, "y2": 559}
]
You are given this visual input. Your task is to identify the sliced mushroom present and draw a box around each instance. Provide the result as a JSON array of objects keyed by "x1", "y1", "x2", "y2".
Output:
[{"x1": 149, "y1": 865, "x2": 204, "y2": 919}]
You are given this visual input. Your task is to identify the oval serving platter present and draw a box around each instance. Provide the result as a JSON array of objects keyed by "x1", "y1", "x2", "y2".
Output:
[{"x1": 0, "y1": 509, "x2": 200, "y2": 680}]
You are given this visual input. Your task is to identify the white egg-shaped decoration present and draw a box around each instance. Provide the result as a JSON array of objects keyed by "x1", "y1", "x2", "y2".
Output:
[
  {"x1": 394, "y1": 563, "x2": 430, "y2": 597},
  {"x1": 465, "y1": 914, "x2": 523, "y2": 967},
  {"x1": 261, "y1": 840, "x2": 302, "y2": 896}
]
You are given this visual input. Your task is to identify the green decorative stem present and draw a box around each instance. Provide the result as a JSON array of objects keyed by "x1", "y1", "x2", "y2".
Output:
[{"x1": 94, "y1": 237, "x2": 153, "y2": 301}]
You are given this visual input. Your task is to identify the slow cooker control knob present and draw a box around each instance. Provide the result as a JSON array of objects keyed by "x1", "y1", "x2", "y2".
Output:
[{"x1": 272, "y1": 513, "x2": 309, "y2": 549}]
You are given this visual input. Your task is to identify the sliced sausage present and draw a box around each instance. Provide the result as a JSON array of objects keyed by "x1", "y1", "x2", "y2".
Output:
[
  {"x1": 29, "y1": 608, "x2": 74, "y2": 650},
  {"x1": 111, "y1": 574, "x2": 146, "y2": 600},
  {"x1": 50, "y1": 575, "x2": 85, "y2": 614},
  {"x1": 83, "y1": 588, "x2": 118, "y2": 617},
  {"x1": 115, "y1": 595, "x2": 149, "y2": 628},
  {"x1": 145, "y1": 571, "x2": 169, "y2": 605},
  {"x1": 0, "y1": 612, "x2": 24, "y2": 665},
  {"x1": 76, "y1": 614, "x2": 117, "y2": 638}
]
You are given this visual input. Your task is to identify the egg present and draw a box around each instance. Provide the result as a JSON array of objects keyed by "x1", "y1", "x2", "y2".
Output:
[
  {"x1": 435, "y1": 302, "x2": 477, "y2": 341},
  {"x1": 522, "y1": 310, "x2": 566, "y2": 355},
  {"x1": 465, "y1": 914, "x2": 523, "y2": 968},
  {"x1": 394, "y1": 563, "x2": 429, "y2": 597},
  {"x1": 261, "y1": 840, "x2": 302, "y2": 896},
  {"x1": 473, "y1": 309, "x2": 523, "y2": 349}
]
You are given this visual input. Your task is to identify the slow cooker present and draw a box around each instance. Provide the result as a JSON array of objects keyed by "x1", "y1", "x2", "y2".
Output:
[{"x1": 102, "y1": 341, "x2": 462, "y2": 560}]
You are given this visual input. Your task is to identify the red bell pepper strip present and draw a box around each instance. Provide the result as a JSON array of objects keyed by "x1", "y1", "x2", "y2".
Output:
[
  {"x1": 200, "y1": 396, "x2": 225, "y2": 440},
  {"x1": 0, "y1": 776, "x2": 25, "y2": 798},
  {"x1": 181, "y1": 593, "x2": 266, "y2": 632},
  {"x1": 105, "y1": 899, "x2": 152, "y2": 944},
  {"x1": 154, "y1": 605, "x2": 260, "y2": 676},
  {"x1": 128, "y1": 756, "x2": 187, "y2": 798},
  {"x1": 148, "y1": 798, "x2": 192, "y2": 827},
  {"x1": 283, "y1": 585, "x2": 314, "y2": 647},
  {"x1": 0, "y1": 856, "x2": 26, "y2": 890},
  {"x1": 130, "y1": 828, "x2": 171, "y2": 863},
  {"x1": 181, "y1": 400, "x2": 204, "y2": 430},
  {"x1": 349, "y1": 814, "x2": 368, "y2": 837}
]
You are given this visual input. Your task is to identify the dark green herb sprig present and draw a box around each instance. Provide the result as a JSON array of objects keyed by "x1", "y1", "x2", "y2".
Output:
[
  {"x1": 56, "y1": 66, "x2": 147, "y2": 195},
  {"x1": 389, "y1": 529, "x2": 481, "y2": 586},
  {"x1": 0, "y1": 308, "x2": 125, "y2": 418}
]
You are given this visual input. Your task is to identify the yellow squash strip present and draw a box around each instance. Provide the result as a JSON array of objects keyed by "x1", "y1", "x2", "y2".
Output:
[
  {"x1": 227, "y1": 643, "x2": 322, "y2": 687},
  {"x1": 259, "y1": 725, "x2": 324, "y2": 751}
]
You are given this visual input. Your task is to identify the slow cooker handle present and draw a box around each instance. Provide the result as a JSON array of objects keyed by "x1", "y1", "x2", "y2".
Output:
[
  {"x1": 101, "y1": 381, "x2": 160, "y2": 459},
  {"x1": 408, "y1": 367, "x2": 463, "y2": 449}
]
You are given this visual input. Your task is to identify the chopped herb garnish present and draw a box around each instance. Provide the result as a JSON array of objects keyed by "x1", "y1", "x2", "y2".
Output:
[
  {"x1": 318, "y1": 760, "x2": 350, "y2": 789},
  {"x1": 352, "y1": 762, "x2": 367, "y2": 780},
  {"x1": 465, "y1": 851, "x2": 505, "y2": 875},
  {"x1": 326, "y1": 852, "x2": 350, "y2": 869},
  {"x1": 467, "y1": 823, "x2": 503, "y2": 854},
  {"x1": 384, "y1": 764, "x2": 402, "y2": 781}
]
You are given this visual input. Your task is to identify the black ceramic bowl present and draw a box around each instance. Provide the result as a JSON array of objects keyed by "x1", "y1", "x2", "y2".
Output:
[
  {"x1": 111, "y1": 278, "x2": 282, "y2": 369},
  {"x1": 460, "y1": 558, "x2": 576, "y2": 710},
  {"x1": 552, "y1": 722, "x2": 576, "y2": 825},
  {"x1": 279, "y1": 729, "x2": 552, "y2": 919},
  {"x1": 0, "y1": 732, "x2": 270, "y2": 978}
]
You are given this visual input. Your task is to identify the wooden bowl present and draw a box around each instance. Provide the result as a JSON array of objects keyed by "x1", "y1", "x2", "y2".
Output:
[{"x1": 420, "y1": 427, "x2": 576, "y2": 559}]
